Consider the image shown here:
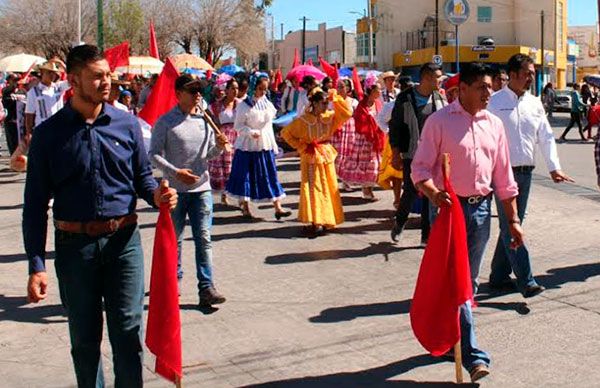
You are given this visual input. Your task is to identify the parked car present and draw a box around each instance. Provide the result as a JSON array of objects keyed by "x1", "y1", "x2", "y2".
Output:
[{"x1": 553, "y1": 90, "x2": 572, "y2": 112}]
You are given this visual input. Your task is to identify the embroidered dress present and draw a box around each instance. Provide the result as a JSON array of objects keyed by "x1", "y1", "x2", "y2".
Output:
[
  {"x1": 208, "y1": 99, "x2": 238, "y2": 191},
  {"x1": 338, "y1": 100, "x2": 383, "y2": 186},
  {"x1": 330, "y1": 97, "x2": 358, "y2": 175},
  {"x1": 281, "y1": 95, "x2": 352, "y2": 227},
  {"x1": 225, "y1": 95, "x2": 285, "y2": 202}
]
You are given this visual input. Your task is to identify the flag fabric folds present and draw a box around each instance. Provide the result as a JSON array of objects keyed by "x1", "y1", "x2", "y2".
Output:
[
  {"x1": 149, "y1": 21, "x2": 159, "y2": 59},
  {"x1": 272, "y1": 68, "x2": 283, "y2": 91},
  {"x1": 352, "y1": 67, "x2": 364, "y2": 100},
  {"x1": 319, "y1": 56, "x2": 338, "y2": 87},
  {"x1": 305, "y1": 58, "x2": 314, "y2": 66},
  {"x1": 145, "y1": 202, "x2": 182, "y2": 383},
  {"x1": 104, "y1": 41, "x2": 130, "y2": 72},
  {"x1": 138, "y1": 58, "x2": 179, "y2": 127},
  {"x1": 409, "y1": 159, "x2": 473, "y2": 357}
]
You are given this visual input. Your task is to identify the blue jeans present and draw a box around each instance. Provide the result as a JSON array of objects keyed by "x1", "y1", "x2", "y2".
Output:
[
  {"x1": 54, "y1": 224, "x2": 144, "y2": 388},
  {"x1": 458, "y1": 196, "x2": 492, "y2": 370},
  {"x1": 171, "y1": 191, "x2": 214, "y2": 292},
  {"x1": 490, "y1": 169, "x2": 538, "y2": 293}
]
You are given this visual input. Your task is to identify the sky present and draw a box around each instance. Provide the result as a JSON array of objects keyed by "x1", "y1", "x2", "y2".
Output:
[{"x1": 267, "y1": 0, "x2": 599, "y2": 36}]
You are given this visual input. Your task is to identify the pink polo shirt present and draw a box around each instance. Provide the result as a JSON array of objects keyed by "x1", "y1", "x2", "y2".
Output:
[{"x1": 411, "y1": 100, "x2": 518, "y2": 201}]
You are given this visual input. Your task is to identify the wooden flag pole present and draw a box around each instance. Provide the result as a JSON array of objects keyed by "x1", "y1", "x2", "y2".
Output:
[
  {"x1": 198, "y1": 106, "x2": 233, "y2": 153},
  {"x1": 442, "y1": 153, "x2": 463, "y2": 383},
  {"x1": 175, "y1": 375, "x2": 182, "y2": 388},
  {"x1": 454, "y1": 340, "x2": 463, "y2": 383}
]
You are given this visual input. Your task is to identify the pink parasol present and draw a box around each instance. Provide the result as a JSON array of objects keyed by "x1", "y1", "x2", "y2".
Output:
[{"x1": 286, "y1": 64, "x2": 326, "y2": 83}]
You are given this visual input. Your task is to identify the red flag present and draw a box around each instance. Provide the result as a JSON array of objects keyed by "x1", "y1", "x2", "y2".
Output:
[
  {"x1": 149, "y1": 21, "x2": 159, "y2": 59},
  {"x1": 292, "y1": 48, "x2": 299, "y2": 68},
  {"x1": 272, "y1": 68, "x2": 283, "y2": 91},
  {"x1": 104, "y1": 41, "x2": 130, "y2": 71},
  {"x1": 138, "y1": 58, "x2": 179, "y2": 127},
  {"x1": 352, "y1": 67, "x2": 364, "y2": 100},
  {"x1": 146, "y1": 200, "x2": 182, "y2": 383},
  {"x1": 410, "y1": 157, "x2": 473, "y2": 356},
  {"x1": 306, "y1": 58, "x2": 314, "y2": 66},
  {"x1": 206, "y1": 69, "x2": 213, "y2": 80},
  {"x1": 319, "y1": 56, "x2": 338, "y2": 86}
]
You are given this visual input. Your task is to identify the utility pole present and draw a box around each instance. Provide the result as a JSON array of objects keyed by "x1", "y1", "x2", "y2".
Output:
[
  {"x1": 77, "y1": 0, "x2": 82, "y2": 45},
  {"x1": 97, "y1": 0, "x2": 104, "y2": 51},
  {"x1": 435, "y1": 0, "x2": 439, "y2": 55},
  {"x1": 300, "y1": 16, "x2": 308, "y2": 64},
  {"x1": 541, "y1": 10, "x2": 545, "y2": 96},
  {"x1": 270, "y1": 13, "x2": 275, "y2": 69},
  {"x1": 367, "y1": 0, "x2": 374, "y2": 68},
  {"x1": 281, "y1": 23, "x2": 284, "y2": 40}
]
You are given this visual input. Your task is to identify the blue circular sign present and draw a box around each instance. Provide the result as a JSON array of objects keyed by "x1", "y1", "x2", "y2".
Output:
[{"x1": 444, "y1": 0, "x2": 470, "y2": 25}]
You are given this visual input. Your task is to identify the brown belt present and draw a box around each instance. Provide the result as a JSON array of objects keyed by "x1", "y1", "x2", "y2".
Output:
[{"x1": 54, "y1": 214, "x2": 138, "y2": 237}]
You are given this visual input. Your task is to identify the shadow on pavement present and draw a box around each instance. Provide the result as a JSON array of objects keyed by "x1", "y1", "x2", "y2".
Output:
[
  {"x1": 309, "y1": 299, "x2": 412, "y2": 323},
  {"x1": 535, "y1": 262, "x2": 600, "y2": 289},
  {"x1": 265, "y1": 242, "x2": 419, "y2": 265},
  {"x1": 345, "y1": 209, "x2": 395, "y2": 222},
  {"x1": 0, "y1": 294, "x2": 67, "y2": 324},
  {"x1": 242, "y1": 354, "x2": 478, "y2": 387},
  {"x1": 0, "y1": 203, "x2": 23, "y2": 210}
]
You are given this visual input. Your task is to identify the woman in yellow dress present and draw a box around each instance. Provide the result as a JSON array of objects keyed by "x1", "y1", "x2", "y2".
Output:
[{"x1": 281, "y1": 87, "x2": 352, "y2": 237}]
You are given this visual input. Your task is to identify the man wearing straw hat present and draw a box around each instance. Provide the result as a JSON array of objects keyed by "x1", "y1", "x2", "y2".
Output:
[
  {"x1": 24, "y1": 58, "x2": 70, "y2": 141},
  {"x1": 380, "y1": 70, "x2": 400, "y2": 103},
  {"x1": 411, "y1": 62, "x2": 522, "y2": 382},
  {"x1": 108, "y1": 73, "x2": 130, "y2": 112}
]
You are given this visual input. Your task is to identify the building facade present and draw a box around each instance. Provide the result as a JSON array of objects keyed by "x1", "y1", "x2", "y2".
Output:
[
  {"x1": 568, "y1": 25, "x2": 599, "y2": 82},
  {"x1": 357, "y1": 0, "x2": 569, "y2": 89},
  {"x1": 273, "y1": 23, "x2": 356, "y2": 75}
]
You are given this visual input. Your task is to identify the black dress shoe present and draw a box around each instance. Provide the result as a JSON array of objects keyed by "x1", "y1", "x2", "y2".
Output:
[
  {"x1": 523, "y1": 284, "x2": 545, "y2": 298},
  {"x1": 275, "y1": 210, "x2": 292, "y2": 220},
  {"x1": 199, "y1": 287, "x2": 226, "y2": 307},
  {"x1": 390, "y1": 221, "x2": 404, "y2": 242}
]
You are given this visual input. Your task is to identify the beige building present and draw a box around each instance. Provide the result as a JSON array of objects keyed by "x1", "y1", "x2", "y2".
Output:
[
  {"x1": 568, "y1": 25, "x2": 599, "y2": 81},
  {"x1": 358, "y1": 0, "x2": 569, "y2": 88},
  {"x1": 273, "y1": 23, "x2": 356, "y2": 76}
]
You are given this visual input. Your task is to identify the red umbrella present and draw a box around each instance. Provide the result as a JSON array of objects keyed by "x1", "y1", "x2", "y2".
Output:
[{"x1": 286, "y1": 64, "x2": 326, "y2": 83}]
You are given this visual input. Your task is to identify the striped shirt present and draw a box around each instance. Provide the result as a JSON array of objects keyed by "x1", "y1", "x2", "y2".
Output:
[{"x1": 25, "y1": 81, "x2": 70, "y2": 127}]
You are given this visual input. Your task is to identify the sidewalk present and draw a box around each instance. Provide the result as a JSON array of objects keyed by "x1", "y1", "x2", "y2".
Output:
[{"x1": 1, "y1": 154, "x2": 600, "y2": 387}]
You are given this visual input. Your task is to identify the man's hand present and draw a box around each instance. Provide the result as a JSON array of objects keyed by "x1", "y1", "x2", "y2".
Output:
[
  {"x1": 550, "y1": 169, "x2": 574, "y2": 183},
  {"x1": 175, "y1": 169, "x2": 200, "y2": 185},
  {"x1": 508, "y1": 222, "x2": 525, "y2": 250},
  {"x1": 215, "y1": 133, "x2": 229, "y2": 149},
  {"x1": 27, "y1": 272, "x2": 48, "y2": 303},
  {"x1": 153, "y1": 179, "x2": 178, "y2": 210},
  {"x1": 430, "y1": 190, "x2": 452, "y2": 207}
]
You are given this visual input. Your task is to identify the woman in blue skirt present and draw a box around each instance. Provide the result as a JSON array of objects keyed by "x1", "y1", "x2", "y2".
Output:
[{"x1": 226, "y1": 77, "x2": 292, "y2": 219}]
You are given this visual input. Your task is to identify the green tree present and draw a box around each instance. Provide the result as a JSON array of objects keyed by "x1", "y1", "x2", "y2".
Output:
[{"x1": 105, "y1": 0, "x2": 146, "y2": 54}]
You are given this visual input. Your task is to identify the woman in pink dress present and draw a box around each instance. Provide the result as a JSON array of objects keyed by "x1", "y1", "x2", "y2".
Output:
[
  {"x1": 330, "y1": 78, "x2": 358, "y2": 191},
  {"x1": 208, "y1": 79, "x2": 239, "y2": 205}
]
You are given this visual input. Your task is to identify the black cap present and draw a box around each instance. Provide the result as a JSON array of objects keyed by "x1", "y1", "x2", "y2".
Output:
[{"x1": 175, "y1": 74, "x2": 203, "y2": 92}]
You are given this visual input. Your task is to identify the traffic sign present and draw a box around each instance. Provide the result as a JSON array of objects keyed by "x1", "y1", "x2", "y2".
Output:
[
  {"x1": 432, "y1": 55, "x2": 443, "y2": 66},
  {"x1": 444, "y1": 0, "x2": 470, "y2": 26}
]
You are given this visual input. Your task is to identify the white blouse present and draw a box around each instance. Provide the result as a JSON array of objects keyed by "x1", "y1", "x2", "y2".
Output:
[{"x1": 233, "y1": 96, "x2": 278, "y2": 152}]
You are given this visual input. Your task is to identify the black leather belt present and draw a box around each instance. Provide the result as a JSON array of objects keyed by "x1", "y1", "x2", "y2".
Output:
[
  {"x1": 512, "y1": 165, "x2": 535, "y2": 173},
  {"x1": 457, "y1": 193, "x2": 492, "y2": 205}
]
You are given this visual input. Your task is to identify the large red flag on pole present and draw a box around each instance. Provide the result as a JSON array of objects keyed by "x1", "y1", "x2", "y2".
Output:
[
  {"x1": 319, "y1": 56, "x2": 338, "y2": 86},
  {"x1": 292, "y1": 48, "x2": 299, "y2": 68},
  {"x1": 104, "y1": 41, "x2": 130, "y2": 71},
  {"x1": 138, "y1": 58, "x2": 179, "y2": 127},
  {"x1": 410, "y1": 154, "x2": 472, "y2": 376},
  {"x1": 352, "y1": 67, "x2": 364, "y2": 100},
  {"x1": 149, "y1": 21, "x2": 159, "y2": 59},
  {"x1": 146, "y1": 189, "x2": 182, "y2": 384}
]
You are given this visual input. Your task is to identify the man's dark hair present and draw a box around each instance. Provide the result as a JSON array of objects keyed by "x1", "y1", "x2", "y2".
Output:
[
  {"x1": 66, "y1": 44, "x2": 104, "y2": 74},
  {"x1": 419, "y1": 63, "x2": 441, "y2": 78},
  {"x1": 507, "y1": 54, "x2": 534, "y2": 75},
  {"x1": 459, "y1": 62, "x2": 493, "y2": 86},
  {"x1": 491, "y1": 68, "x2": 507, "y2": 78}
]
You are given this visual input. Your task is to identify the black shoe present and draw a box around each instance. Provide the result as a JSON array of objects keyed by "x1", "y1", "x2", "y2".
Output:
[
  {"x1": 523, "y1": 284, "x2": 545, "y2": 298},
  {"x1": 390, "y1": 221, "x2": 404, "y2": 242},
  {"x1": 469, "y1": 364, "x2": 490, "y2": 382},
  {"x1": 199, "y1": 287, "x2": 226, "y2": 307},
  {"x1": 275, "y1": 210, "x2": 292, "y2": 220}
]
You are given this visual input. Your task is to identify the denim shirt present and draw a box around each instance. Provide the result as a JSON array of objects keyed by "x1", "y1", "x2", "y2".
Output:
[{"x1": 23, "y1": 103, "x2": 157, "y2": 274}]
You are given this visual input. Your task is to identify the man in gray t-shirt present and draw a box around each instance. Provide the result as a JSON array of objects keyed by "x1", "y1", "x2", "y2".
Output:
[{"x1": 149, "y1": 74, "x2": 228, "y2": 307}]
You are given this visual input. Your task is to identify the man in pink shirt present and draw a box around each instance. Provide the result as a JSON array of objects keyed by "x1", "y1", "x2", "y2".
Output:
[{"x1": 411, "y1": 63, "x2": 523, "y2": 382}]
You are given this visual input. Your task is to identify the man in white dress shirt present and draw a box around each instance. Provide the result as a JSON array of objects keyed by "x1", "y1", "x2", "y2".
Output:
[{"x1": 487, "y1": 54, "x2": 573, "y2": 297}]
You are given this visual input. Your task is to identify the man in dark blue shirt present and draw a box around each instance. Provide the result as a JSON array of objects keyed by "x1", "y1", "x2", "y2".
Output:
[{"x1": 22, "y1": 44, "x2": 177, "y2": 388}]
